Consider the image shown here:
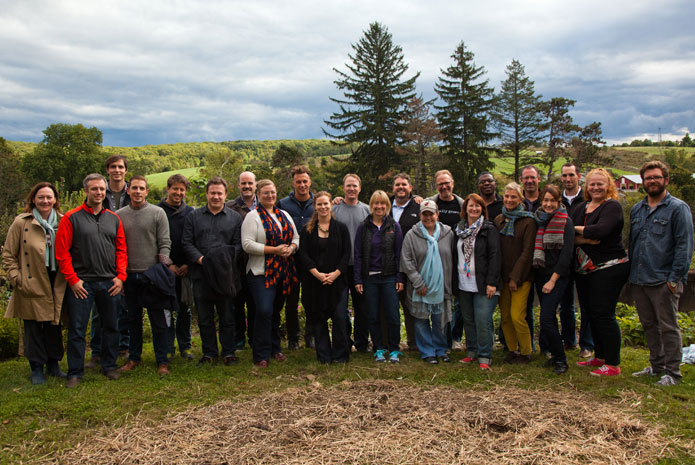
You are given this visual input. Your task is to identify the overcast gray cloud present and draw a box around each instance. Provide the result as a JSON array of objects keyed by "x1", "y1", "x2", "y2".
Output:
[{"x1": 1, "y1": 0, "x2": 693, "y2": 146}]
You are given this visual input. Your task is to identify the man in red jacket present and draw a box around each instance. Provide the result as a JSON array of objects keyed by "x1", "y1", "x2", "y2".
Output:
[{"x1": 56, "y1": 173, "x2": 127, "y2": 387}]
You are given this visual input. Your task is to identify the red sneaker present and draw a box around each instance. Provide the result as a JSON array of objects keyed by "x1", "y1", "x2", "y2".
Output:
[
  {"x1": 479, "y1": 363, "x2": 490, "y2": 370},
  {"x1": 459, "y1": 357, "x2": 477, "y2": 364},
  {"x1": 576, "y1": 358, "x2": 604, "y2": 367},
  {"x1": 590, "y1": 365, "x2": 621, "y2": 377}
]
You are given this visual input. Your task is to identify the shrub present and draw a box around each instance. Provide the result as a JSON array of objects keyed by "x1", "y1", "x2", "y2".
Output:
[{"x1": 616, "y1": 302, "x2": 695, "y2": 347}]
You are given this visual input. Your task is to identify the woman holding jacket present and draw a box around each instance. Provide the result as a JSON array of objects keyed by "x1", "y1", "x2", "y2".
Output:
[
  {"x1": 401, "y1": 200, "x2": 454, "y2": 364},
  {"x1": 532, "y1": 185, "x2": 575, "y2": 374},
  {"x1": 2, "y1": 182, "x2": 67, "y2": 384},
  {"x1": 297, "y1": 191, "x2": 352, "y2": 364},
  {"x1": 241, "y1": 179, "x2": 299, "y2": 367},
  {"x1": 454, "y1": 194, "x2": 502, "y2": 370},
  {"x1": 494, "y1": 182, "x2": 537, "y2": 364}
]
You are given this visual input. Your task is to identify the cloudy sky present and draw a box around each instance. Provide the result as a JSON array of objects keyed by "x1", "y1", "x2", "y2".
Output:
[{"x1": 1, "y1": 0, "x2": 693, "y2": 147}]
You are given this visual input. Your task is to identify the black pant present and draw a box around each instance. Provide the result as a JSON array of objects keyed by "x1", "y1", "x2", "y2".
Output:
[
  {"x1": 574, "y1": 262, "x2": 629, "y2": 366},
  {"x1": 24, "y1": 320, "x2": 63, "y2": 365},
  {"x1": 535, "y1": 276, "x2": 569, "y2": 363},
  {"x1": 283, "y1": 283, "x2": 315, "y2": 344},
  {"x1": 311, "y1": 288, "x2": 350, "y2": 363},
  {"x1": 345, "y1": 265, "x2": 368, "y2": 350},
  {"x1": 234, "y1": 275, "x2": 256, "y2": 347}
]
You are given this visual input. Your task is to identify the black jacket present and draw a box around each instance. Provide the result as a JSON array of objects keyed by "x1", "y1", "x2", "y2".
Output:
[
  {"x1": 142, "y1": 262, "x2": 177, "y2": 312},
  {"x1": 389, "y1": 196, "x2": 420, "y2": 236},
  {"x1": 202, "y1": 244, "x2": 239, "y2": 297},
  {"x1": 453, "y1": 220, "x2": 503, "y2": 295},
  {"x1": 157, "y1": 200, "x2": 194, "y2": 267}
]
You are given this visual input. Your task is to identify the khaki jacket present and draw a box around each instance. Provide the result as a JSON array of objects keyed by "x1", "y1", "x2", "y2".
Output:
[{"x1": 2, "y1": 213, "x2": 67, "y2": 324}]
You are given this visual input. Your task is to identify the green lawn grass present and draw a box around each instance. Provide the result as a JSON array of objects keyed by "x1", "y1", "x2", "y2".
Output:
[
  {"x1": 613, "y1": 146, "x2": 695, "y2": 156},
  {"x1": 0, "y1": 338, "x2": 693, "y2": 463},
  {"x1": 146, "y1": 167, "x2": 202, "y2": 190}
]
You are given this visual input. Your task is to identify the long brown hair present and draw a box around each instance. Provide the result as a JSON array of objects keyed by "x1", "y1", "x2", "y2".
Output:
[
  {"x1": 305, "y1": 191, "x2": 332, "y2": 234},
  {"x1": 24, "y1": 182, "x2": 61, "y2": 214}
]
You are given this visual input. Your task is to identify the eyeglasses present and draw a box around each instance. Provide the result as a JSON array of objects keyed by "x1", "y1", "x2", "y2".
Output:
[{"x1": 643, "y1": 176, "x2": 664, "y2": 182}]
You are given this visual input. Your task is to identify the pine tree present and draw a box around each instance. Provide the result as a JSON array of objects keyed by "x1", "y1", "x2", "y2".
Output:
[
  {"x1": 492, "y1": 59, "x2": 543, "y2": 181},
  {"x1": 537, "y1": 98, "x2": 580, "y2": 181},
  {"x1": 434, "y1": 41, "x2": 497, "y2": 195},
  {"x1": 323, "y1": 22, "x2": 419, "y2": 193}
]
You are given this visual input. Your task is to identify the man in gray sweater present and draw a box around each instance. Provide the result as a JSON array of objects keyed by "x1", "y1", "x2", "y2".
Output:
[{"x1": 116, "y1": 175, "x2": 173, "y2": 375}]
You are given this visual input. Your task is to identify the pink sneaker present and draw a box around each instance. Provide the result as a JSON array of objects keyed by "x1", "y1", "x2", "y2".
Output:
[
  {"x1": 590, "y1": 365, "x2": 621, "y2": 377},
  {"x1": 479, "y1": 363, "x2": 490, "y2": 370},
  {"x1": 577, "y1": 358, "x2": 604, "y2": 367},
  {"x1": 459, "y1": 357, "x2": 477, "y2": 364}
]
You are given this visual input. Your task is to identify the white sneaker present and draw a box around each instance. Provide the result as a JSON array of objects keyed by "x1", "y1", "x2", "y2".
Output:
[
  {"x1": 452, "y1": 340, "x2": 463, "y2": 351},
  {"x1": 655, "y1": 374, "x2": 678, "y2": 386},
  {"x1": 632, "y1": 366, "x2": 659, "y2": 377}
]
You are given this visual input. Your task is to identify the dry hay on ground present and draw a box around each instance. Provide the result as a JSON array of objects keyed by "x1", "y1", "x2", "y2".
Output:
[{"x1": 57, "y1": 380, "x2": 668, "y2": 465}]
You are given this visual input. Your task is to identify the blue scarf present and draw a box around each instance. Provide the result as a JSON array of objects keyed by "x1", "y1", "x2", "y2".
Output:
[
  {"x1": 32, "y1": 208, "x2": 58, "y2": 271},
  {"x1": 500, "y1": 205, "x2": 535, "y2": 236},
  {"x1": 412, "y1": 222, "x2": 444, "y2": 305}
]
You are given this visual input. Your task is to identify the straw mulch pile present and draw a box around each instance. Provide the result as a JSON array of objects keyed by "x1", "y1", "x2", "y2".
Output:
[{"x1": 57, "y1": 380, "x2": 670, "y2": 464}]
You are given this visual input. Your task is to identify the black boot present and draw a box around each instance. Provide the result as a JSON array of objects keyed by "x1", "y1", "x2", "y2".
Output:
[
  {"x1": 29, "y1": 362, "x2": 46, "y2": 385},
  {"x1": 46, "y1": 360, "x2": 67, "y2": 378},
  {"x1": 553, "y1": 360, "x2": 569, "y2": 375}
]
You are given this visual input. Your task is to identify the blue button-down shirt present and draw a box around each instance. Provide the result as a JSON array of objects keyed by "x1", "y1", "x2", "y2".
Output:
[{"x1": 628, "y1": 192, "x2": 694, "y2": 285}]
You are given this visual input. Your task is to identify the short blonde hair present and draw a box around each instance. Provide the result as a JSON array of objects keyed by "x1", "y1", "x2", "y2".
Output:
[
  {"x1": 584, "y1": 168, "x2": 618, "y2": 201},
  {"x1": 503, "y1": 182, "x2": 523, "y2": 199},
  {"x1": 256, "y1": 179, "x2": 276, "y2": 194},
  {"x1": 368, "y1": 190, "x2": 391, "y2": 215}
]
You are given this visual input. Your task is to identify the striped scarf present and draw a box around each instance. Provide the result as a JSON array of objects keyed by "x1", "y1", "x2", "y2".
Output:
[
  {"x1": 257, "y1": 205, "x2": 298, "y2": 295},
  {"x1": 532, "y1": 206, "x2": 567, "y2": 268}
]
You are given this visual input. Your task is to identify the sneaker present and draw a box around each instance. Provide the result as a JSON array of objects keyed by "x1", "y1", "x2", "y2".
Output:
[
  {"x1": 374, "y1": 349, "x2": 387, "y2": 362},
  {"x1": 181, "y1": 349, "x2": 195, "y2": 360},
  {"x1": 479, "y1": 363, "x2": 490, "y2": 370},
  {"x1": 632, "y1": 366, "x2": 662, "y2": 377},
  {"x1": 577, "y1": 358, "x2": 604, "y2": 367},
  {"x1": 439, "y1": 355, "x2": 451, "y2": 363},
  {"x1": 423, "y1": 356, "x2": 438, "y2": 364},
  {"x1": 459, "y1": 357, "x2": 477, "y2": 364},
  {"x1": 655, "y1": 374, "x2": 679, "y2": 386},
  {"x1": 452, "y1": 340, "x2": 463, "y2": 351},
  {"x1": 590, "y1": 365, "x2": 621, "y2": 377},
  {"x1": 388, "y1": 351, "x2": 403, "y2": 363},
  {"x1": 578, "y1": 349, "x2": 592, "y2": 358}
]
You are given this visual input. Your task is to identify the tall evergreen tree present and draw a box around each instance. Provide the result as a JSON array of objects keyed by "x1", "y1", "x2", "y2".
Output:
[
  {"x1": 492, "y1": 59, "x2": 543, "y2": 182},
  {"x1": 434, "y1": 41, "x2": 497, "y2": 195},
  {"x1": 323, "y1": 22, "x2": 419, "y2": 193},
  {"x1": 537, "y1": 98, "x2": 580, "y2": 180},
  {"x1": 571, "y1": 121, "x2": 611, "y2": 170}
]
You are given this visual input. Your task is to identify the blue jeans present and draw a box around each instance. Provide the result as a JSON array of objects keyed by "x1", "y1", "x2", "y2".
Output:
[
  {"x1": 558, "y1": 277, "x2": 577, "y2": 347},
  {"x1": 124, "y1": 273, "x2": 170, "y2": 365},
  {"x1": 192, "y1": 278, "x2": 236, "y2": 359},
  {"x1": 66, "y1": 280, "x2": 120, "y2": 377},
  {"x1": 459, "y1": 290, "x2": 498, "y2": 364},
  {"x1": 535, "y1": 275, "x2": 569, "y2": 363},
  {"x1": 247, "y1": 272, "x2": 284, "y2": 362},
  {"x1": 363, "y1": 274, "x2": 400, "y2": 352},
  {"x1": 89, "y1": 294, "x2": 129, "y2": 355},
  {"x1": 167, "y1": 277, "x2": 192, "y2": 354},
  {"x1": 413, "y1": 311, "x2": 448, "y2": 358}
]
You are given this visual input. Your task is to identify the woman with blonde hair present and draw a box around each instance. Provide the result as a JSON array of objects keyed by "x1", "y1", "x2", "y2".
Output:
[
  {"x1": 572, "y1": 168, "x2": 629, "y2": 377},
  {"x1": 494, "y1": 182, "x2": 537, "y2": 364},
  {"x1": 354, "y1": 190, "x2": 405, "y2": 363},
  {"x1": 3, "y1": 182, "x2": 67, "y2": 384},
  {"x1": 296, "y1": 191, "x2": 352, "y2": 363}
]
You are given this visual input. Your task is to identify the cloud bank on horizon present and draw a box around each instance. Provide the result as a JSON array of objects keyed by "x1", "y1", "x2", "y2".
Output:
[{"x1": 1, "y1": 0, "x2": 693, "y2": 147}]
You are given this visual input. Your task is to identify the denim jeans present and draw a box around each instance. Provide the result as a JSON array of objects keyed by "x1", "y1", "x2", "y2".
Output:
[
  {"x1": 124, "y1": 273, "x2": 170, "y2": 365},
  {"x1": 66, "y1": 280, "x2": 120, "y2": 377},
  {"x1": 192, "y1": 278, "x2": 236, "y2": 359},
  {"x1": 364, "y1": 274, "x2": 400, "y2": 352},
  {"x1": 413, "y1": 311, "x2": 448, "y2": 358},
  {"x1": 247, "y1": 272, "x2": 284, "y2": 362},
  {"x1": 459, "y1": 290, "x2": 498, "y2": 365},
  {"x1": 449, "y1": 297, "x2": 463, "y2": 344},
  {"x1": 167, "y1": 277, "x2": 192, "y2": 354},
  {"x1": 558, "y1": 278, "x2": 577, "y2": 347},
  {"x1": 89, "y1": 295, "x2": 129, "y2": 355},
  {"x1": 535, "y1": 275, "x2": 569, "y2": 363}
]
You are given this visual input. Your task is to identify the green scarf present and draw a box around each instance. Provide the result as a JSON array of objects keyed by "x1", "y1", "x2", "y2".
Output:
[{"x1": 32, "y1": 208, "x2": 59, "y2": 271}]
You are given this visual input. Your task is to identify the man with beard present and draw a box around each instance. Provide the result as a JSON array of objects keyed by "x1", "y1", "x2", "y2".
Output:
[
  {"x1": 629, "y1": 160, "x2": 693, "y2": 386},
  {"x1": 226, "y1": 171, "x2": 258, "y2": 349}
]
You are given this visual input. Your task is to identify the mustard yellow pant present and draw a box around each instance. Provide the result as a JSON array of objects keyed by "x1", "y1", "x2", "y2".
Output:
[{"x1": 499, "y1": 281, "x2": 532, "y2": 356}]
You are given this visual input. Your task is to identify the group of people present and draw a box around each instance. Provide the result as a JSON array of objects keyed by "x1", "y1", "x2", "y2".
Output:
[{"x1": 2, "y1": 155, "x2": 693, "y2": 388}]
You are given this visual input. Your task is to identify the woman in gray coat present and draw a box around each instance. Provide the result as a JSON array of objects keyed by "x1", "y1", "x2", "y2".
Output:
[{"x1": 400, "y1": 200, "x2": 454, "y2": 364}]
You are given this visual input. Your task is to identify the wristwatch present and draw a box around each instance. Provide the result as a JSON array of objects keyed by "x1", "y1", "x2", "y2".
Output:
[{"x1": 668, "y1": 281, "x2": 678, "y2": 288}]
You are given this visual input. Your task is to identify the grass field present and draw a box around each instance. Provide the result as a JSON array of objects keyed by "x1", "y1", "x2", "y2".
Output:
[
  {"x1": 613, "y1": 146, "x2": 695, "y2": 156},
  {"x1": 146, "y1": 167, "x2": 202, "y2": 189},
  {"x1": 0, "y1": 338, "x2": 693, "y2": 463}
]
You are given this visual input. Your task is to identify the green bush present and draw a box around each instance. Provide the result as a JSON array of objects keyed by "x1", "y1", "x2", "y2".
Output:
[
  {"x1": 0, "y1": 318, "x2": 20, "y2": 360},
  {"x1": 617, "y1": 302, "x2": 695, "y2": 347}
]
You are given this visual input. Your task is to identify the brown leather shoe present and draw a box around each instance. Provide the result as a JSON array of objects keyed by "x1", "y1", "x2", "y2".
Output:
[
  {"x1": 254, "y1": 360, "x2": 268, "y2": 367},
  {"x1": 85, "y1": 356, "x2": 101, "y2": 369},
  {"x1": 104, "y1": 370, "x2": 120, "y2": 380},
  {"x1": 65, "y1": 377, "x2": 81, "y2": 388},
  {"x1": 272, "y1": 352, "x2": 287, "y2": 362},
  {"x1": 118, "y1": 360, "x2": 140, "y2": 372},
  {"x1": 157, "y1": 364, "x2": 170, "y2": 376}
]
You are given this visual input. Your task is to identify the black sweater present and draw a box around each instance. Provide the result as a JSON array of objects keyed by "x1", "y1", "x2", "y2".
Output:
[{"x1": 570, "y1": 199, "x2": 627, "y2": 264}]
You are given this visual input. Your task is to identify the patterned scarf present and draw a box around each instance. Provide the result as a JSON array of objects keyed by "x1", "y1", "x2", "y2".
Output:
[
  {"x1": 455, "y1": 217, "x2": 484, "y2": 278},
  {"x1": 32, "y1": 208, "x2": 58, "y2": 271},
  {"x1": 532, "y1": 205, "x2": 568, "y2": 268},
  {"x1": 500, "y1": 205, "x2": 535, "y2": 236},
  {"x1": 257, "y1": 205, "x2": 298, "y2": 295}
]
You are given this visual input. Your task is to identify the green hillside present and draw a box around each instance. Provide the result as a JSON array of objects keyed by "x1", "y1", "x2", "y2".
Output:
[{"x1": 146, "y1": 167, "x2": 202, "y2": 190}]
